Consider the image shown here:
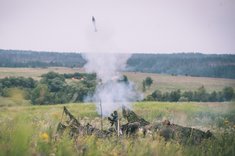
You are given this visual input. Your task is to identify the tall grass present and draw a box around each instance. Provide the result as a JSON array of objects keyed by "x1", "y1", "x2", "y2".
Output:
[
  {"x1": 0, "y1": 114, "x2": 34, "y2": 156},
  {"x1": 0, "y1": 102, "x2": 234, "y2": 156}
]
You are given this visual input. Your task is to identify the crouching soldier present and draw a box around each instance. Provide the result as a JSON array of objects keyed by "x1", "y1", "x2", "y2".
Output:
[{"x1": 108, "y1": 111, "x2": 118, "y2": 131}]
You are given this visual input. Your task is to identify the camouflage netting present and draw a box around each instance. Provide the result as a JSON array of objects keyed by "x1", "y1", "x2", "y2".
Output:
[{"x1": 56, "y1": 106, "x2": 213, "y2": 145}]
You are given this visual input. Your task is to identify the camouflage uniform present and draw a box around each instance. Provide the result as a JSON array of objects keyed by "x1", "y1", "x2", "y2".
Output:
[{"x1": 108, "y1": 111, "x2": 118, "y2": 131}]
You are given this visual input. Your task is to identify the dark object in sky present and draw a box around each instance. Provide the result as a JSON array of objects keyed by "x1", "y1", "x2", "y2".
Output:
[
  {"x1": 92, "y1": 16, "x2": 97, "y2": 32},
  {"x1": 92, "y1": 16, "x2": 95, "y2": 22}
]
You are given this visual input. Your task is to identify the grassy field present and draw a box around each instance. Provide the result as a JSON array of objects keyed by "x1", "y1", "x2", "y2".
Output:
[
  {"x1": 124, "y1": 72, "x2": 235, "y2": 94},
  {"x1": 0, "y1": 67, "x2": 235, "y2": 155},
  {"x1": 0, "y1": 67, "x2": 234, "y2": 94},
  {"x1": 0, "y1": 102, "x2": 235, "y2": 156},
  {"x1": 0, "y1": 67, "x2": 84, "y2": 80}
]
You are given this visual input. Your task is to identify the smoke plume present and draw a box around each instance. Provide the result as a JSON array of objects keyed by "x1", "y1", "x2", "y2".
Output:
[{"x1": 83, "y1": 53, "x2": 142, "y2": 116}]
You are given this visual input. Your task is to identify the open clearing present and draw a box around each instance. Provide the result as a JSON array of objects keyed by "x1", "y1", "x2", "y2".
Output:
[
  {"x1": 0, "y1": 67, "x2": 234, "y2": 94},
  {"x1": 0, "y1": 67, "x2": 235, "y2": 155},
  {"x1": 0, "y1": 67, "x2": 84, "y2": 80},
  {"x1": 124, "y1": 72, "x2": 235, "y2": 94}
]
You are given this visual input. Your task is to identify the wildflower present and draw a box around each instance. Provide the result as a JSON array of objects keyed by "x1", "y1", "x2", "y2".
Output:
[
  {"x1": 40, "y1": 132, "x2": 49, "y2": 142},
  {"x1": 224, "y1": 120, "x2": 229, "y2": 125}
]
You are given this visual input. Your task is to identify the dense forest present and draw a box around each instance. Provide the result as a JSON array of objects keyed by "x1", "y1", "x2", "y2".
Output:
[
  {"x1": 127, "y1": 53, "x2": 235, "y2": 79},
  {"x1": 1, "y1": 49, "x2": 235, "y2": 79}
]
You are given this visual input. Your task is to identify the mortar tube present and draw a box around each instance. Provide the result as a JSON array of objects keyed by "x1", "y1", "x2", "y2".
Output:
[{"x1": 100, "y1": 100, "x2": 103, "y2": 130}]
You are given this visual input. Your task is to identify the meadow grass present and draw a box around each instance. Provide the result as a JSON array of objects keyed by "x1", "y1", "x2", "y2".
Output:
[
  {"x1": 0, "y1": 67, "x2": 83, "y2": 80},
  {"x1": 124, "y1": 72, "x2": 235, "y2": 94},
  {"x1": 0, "y1": 102, "x2": 235, "y2": 156}
]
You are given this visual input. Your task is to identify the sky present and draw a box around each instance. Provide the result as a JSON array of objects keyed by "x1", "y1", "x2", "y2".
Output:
[{"x1": 0, "y1": 0, "x2": 234, "y2": 54}]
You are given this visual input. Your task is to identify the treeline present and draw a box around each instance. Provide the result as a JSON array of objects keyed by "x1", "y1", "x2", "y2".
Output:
[
  {"x1": 0, "y1": 49, "x2": 86, "y2": 68},
  {"x1": 127, "y1": 53, "x2": 235, "y2": 79},
  {"x1": 145, "y1": 86, "x2": 235, "y2": 102},
  {"x1": 0, "y1": 72, "x2": 96, "y2": 104},
  {"x1": 1, "y1": 73, "x2": 234, "y2": 105},
  {"x1": 1, "y1": 49, "x2": 235, "y2": 79}
]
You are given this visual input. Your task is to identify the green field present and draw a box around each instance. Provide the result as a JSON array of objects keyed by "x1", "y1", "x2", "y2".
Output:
[
  {"x1": 0, "y1": 102, "x2": 235, "y2": 156},
  {"x1": 124, "y1": 72, "x2": 235, "y2": 94},
  {"x1": 0, "y1": 67, "x2": 235, "y2": 155},
  {"x1": 0, "y1": 67, "x2": 83, "y2": 80}
]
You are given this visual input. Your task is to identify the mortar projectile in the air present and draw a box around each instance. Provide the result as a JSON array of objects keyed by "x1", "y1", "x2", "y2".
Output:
[{"x1": 92, "y1": 16, "x2": 97, "y2": 32}]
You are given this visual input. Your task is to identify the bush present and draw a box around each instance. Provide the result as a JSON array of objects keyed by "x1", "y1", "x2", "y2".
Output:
[
  {"x1": 145, "y1": 77, "x2": 153, "y2": 87},
  {"x1": 146, "y1": 86, "x2": 234, "y2": 102},
  {"x1": 31, "y1": 84, "x2": 51, "y2": 105},
  {"x1": 169, "y1": 90, "x2": 181, "y2": 102},
  {"x1": 151, "y1": 90, "x2": 162, "y2": 100},
  {"x1": 223, "y1": 87, "x2": 234, "y2": 101},
  {"x1": 178, "y1": 97, "x2": 189, "y2": 102},
  {"x1": 0, "y1": 77, "x2": 36, "y2": 89}
]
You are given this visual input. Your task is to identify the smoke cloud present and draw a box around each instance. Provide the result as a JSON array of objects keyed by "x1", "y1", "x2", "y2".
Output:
[{"x1": 83, "y1": 53, "x2": 142, "y2": 116}]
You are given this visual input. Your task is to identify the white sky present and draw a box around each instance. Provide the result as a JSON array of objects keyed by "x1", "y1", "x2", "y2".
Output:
[{"x1": 0, "y1": 0, "x2": 234, "y2": 54}]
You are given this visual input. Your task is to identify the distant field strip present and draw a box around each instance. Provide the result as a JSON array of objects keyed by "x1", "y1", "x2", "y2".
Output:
[
  {"x1": 124, "y1": 72, "x2": 235, "y2": 93},
  {"x1": 0, "y1": 67, "x2": 234, "y2": 93},
  {"x1": 0, "y1": 67, "x2": 84, "y2": 80}
]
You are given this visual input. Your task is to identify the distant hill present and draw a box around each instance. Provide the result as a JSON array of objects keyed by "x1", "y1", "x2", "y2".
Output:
[{"x1": 0, "y1": 49, "x2": 235, "y2": 79}]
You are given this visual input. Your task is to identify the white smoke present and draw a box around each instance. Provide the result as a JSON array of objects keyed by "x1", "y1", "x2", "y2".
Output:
[{"x1": 83, "y1": 53, "x2": 142, "y2": 116}]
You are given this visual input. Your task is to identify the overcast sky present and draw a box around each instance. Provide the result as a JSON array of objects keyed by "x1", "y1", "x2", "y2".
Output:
[{"x1": 0, "y1": 0, "x2": 234, "y2": 54}]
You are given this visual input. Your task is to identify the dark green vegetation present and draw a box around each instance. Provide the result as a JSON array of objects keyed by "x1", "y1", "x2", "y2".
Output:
[
  {"x1": 0, "y1": 49, "x2": 85, "y2": 68},
  {"x1": 1, "y1": 49, "x2": 235, "y2": 79},
  {"x1": 146, "y1": 86, "x2": 235, "y2": 102},
  {"x1": 0, "y1": 72, "x2": 234, "y2": 106},
  {"x1": 127, "y1": 53, "x2": 235, "y2": 79},
  {"x1": 0, "y1": 102, "x2": 235, "y2": 156},
  {"x1": 0, "y1": 72, "x2": 97, "y2": 105},
  {"x1": 142, "y1": 76, "x2": 153, "y2": 92}
]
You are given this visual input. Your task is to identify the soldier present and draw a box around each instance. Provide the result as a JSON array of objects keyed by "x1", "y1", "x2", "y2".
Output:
[{"x1": 108, "y1": 111, "x2": 118, "y2": 131}]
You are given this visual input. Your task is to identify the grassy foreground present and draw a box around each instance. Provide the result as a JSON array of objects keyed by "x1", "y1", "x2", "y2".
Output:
[{"x1": 0, "y1": 102, "x2": 235, "y2": 156}]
